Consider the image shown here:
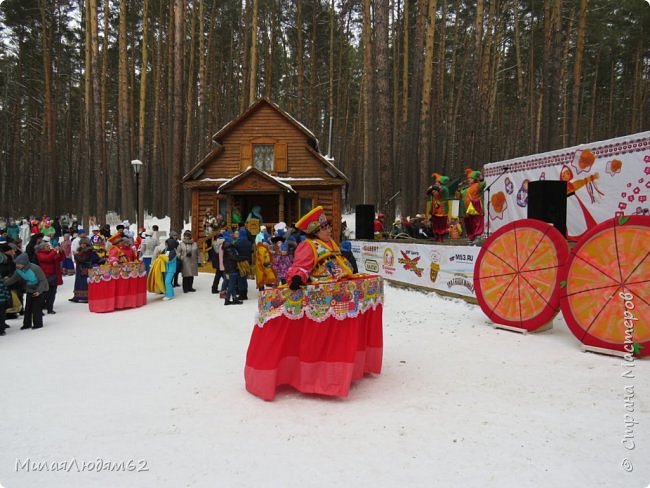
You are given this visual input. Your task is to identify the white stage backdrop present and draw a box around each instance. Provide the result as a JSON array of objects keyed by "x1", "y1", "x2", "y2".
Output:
[
  {"x1": 351, "y1": 240, "x2": 480, "y2": 299},
  {"x1": 483, "y1": 131, "x2": 650, "y2": 239}
]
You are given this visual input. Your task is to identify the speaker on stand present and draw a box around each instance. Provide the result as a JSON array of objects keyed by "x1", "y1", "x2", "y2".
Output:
[
  {"x1": 355, "y1": 204, "x2": 375, "y2": 240},
  {"x1": 527, "y1": 180, "x2": 568, "y2": 237}
]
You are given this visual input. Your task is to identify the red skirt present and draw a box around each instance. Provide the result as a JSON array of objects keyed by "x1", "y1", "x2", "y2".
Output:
[{"x1": 245, "y1": 305, "x2": 383, "y2": 400}]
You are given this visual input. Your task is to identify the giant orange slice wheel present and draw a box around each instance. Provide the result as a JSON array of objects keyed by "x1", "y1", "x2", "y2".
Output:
[
  {"x1": 560, "y1": 215, "x2": 650, "y2": 357},
  {"x1": 474, "y1": 219, "x2": 569, "y2": 331}
]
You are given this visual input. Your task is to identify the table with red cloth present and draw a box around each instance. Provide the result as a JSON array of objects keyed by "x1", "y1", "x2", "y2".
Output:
[
  {"x1": 87, "y1": 262, "x2": 147, "y2": 313},
  {"x1": 245, "y1": 275, "x2": 384, "y2": 401}
]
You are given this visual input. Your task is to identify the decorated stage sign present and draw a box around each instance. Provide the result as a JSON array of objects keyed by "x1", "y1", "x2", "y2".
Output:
[
  {"x1": 483, "y1": 131, "x2": 650, "y2": 240},
  {"x1": 351, "y1": 241, "x2": 480, "y2": 299}
]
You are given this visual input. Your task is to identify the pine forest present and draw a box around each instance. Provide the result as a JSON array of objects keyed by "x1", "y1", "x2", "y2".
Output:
[{"x1": 0, "y1": 0, "x2": 648, "y2": 230}]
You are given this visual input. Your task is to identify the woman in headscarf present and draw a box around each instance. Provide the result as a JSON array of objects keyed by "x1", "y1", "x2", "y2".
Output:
[{"x1": 69, "y1": 238, "x2": 104, "y2": 303}]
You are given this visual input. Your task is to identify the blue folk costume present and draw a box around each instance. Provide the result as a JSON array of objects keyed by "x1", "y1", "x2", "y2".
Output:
[{"x1": 70, "y1": 240, "x2": 104, "y2": 303}]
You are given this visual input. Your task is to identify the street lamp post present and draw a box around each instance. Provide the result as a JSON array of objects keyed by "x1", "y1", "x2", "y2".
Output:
[{"x1": 130, "y1": 159, "x2": 143, "y2": 233}]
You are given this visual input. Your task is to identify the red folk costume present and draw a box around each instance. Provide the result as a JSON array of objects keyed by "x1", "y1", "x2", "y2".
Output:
[
  {"x1": 107, "y1": 240, "x2": 137, "y2": 265},
  {"x1": 246, "y1": 205, "x2": 382, "y2": 401},
  {"x1": 287, "y1": 207, "x2": 353, "y2": 285}
]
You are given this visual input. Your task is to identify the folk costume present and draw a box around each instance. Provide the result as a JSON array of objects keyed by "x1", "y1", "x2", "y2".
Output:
[
  {"x1": 245, "y1": 207, "x2": 384, "y2": 401},
  {"x1": 70, "y1": 239, "x2": 104, "y2": 303},
  {"x1": 427, "y1": 173, "x2": 450, "y2": 242},
  {"x1": 287, "y1": 206, "x2": 353, "y2": 288},
  {"x1": 107, "y1": 239, "x2": 137, "y2": 265},
  {"x1": 463, "y1": 170, "x2": 486, "y2": 242},
  {"x1": 255, "y1": 241, "x2": 276, "y2": 291}
]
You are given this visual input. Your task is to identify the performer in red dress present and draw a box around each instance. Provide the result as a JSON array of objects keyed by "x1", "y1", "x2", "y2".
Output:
[
  {"x1": 287, "y1": 206, "x2": 354, "y2": 289},
  {"x1": 245, "y1": 206, "x2": 383, "y2": 400},
  {"x1": 107, "y1": 237, "x2": 137, "y2": 265}
]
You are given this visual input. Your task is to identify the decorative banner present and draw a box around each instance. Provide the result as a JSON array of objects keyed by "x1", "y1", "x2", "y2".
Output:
[
  {"x1": 474, "y1": 219, "x2": 569, "y2": 331},
  {"x1": 256, "y1": 275, "x2": 384, "y2": 327},
  {"x1": 484, "y1": 131, "x2": 650, "y2": 239},
  {"x1": 560, "y1": 215, "x2": 650, "y2": 357},
  {"x1": 87, "y1": 262, "x2": 147, "y2": 282},
  {"x1": 351, "y1": 241, "x2": 480, "y2": 299}
]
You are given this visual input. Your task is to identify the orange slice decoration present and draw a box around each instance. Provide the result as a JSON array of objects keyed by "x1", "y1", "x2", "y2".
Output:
[
  {"x1": 474, "y1": 219, "x2": 569, "y2": 331},
  {"x1": 560, "y1": 215, "x2": 650, "y2": 356}
]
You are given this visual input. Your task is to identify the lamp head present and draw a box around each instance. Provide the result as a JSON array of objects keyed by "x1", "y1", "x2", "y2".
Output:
[{"x1": 130, "y1": 159, "x2": 143, "y2": 174}]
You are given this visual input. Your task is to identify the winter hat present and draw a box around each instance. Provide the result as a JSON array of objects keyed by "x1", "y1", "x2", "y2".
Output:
[
  {"x1": 14, "y1": 253, "x2": 30, "y2": 266},
  {"x1": 0, "y1": 243, "x2": 11, "y2": 253},
  {"x1": 280, "y1": 243, "x2": 288, "y2": 252},
  {"x1": 340, "y1": 240, "x2": 352, "y2": 252},
  {"x1": 222, "y1": 231, "x2": 233, "y2": 243}
]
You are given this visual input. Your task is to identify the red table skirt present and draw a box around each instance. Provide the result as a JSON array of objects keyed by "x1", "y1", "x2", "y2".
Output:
[
  {"x1": 245, "y1": 304, "x2": 383, "y2": 400},
  {"x1": 88, "y1": 263, "x2": 147, "y2": 313}
]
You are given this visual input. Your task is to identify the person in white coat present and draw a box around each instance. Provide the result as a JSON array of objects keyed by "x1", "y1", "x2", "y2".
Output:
[
  {"x1": 177, "y1": 230, "x2": 199, "y2": 293},
  {"x1": 139, "y1": 231, "x2": 157, "y2": 274}
]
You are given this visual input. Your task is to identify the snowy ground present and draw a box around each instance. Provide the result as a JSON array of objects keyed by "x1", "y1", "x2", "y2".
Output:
[{"x1": 0, "y1": 270, "x2": 648, "y2": 488}]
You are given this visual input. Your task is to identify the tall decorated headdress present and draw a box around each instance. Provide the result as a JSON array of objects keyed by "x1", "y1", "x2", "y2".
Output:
[{"x1": 295, "y1": 206, "x2": 328, "y2": 235}]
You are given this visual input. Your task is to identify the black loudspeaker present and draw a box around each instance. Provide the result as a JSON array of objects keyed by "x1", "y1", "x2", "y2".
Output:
[
  {"x1": 528, "y1": 180, "x2": 567, "y2": 237},
  {"x1": 355, "y1": 204, "x2": 375, "y2": 240}
]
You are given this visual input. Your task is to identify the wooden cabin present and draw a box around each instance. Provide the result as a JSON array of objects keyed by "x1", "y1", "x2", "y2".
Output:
[{"x1": 182, "y1": 98, "x2": 348, "y2": 251}]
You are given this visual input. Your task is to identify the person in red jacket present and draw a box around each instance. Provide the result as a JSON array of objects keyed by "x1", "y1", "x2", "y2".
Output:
[
  {"x1": 35, "y1": 239, "x2": 65, "y2": 314},
  {"x1": 373, "y1": 212, "x2": 385, "y2": 234}
]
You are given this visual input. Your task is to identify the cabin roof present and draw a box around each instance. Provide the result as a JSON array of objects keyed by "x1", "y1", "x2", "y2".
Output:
[
  {"x1": 182, "y1": 99, "x2": 348, "y2": 184},
  {"x1": 216, "y1": 167, "x2": 297, "y2": 194}
]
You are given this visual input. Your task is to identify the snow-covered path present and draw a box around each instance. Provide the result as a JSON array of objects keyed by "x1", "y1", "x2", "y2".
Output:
[{"x1": 0, "y1": 273, "x2": 648, "y2": 488}]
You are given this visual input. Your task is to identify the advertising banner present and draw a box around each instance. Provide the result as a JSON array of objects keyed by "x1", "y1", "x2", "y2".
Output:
[
  {"x1": 483, "y1": 131, "x2": 650, "y2": 239},
  {"x1": 351, "y1": 240, "x2": 479, "y2": 299}
]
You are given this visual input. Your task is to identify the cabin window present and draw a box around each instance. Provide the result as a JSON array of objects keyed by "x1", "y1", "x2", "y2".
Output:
[
  {"x1": 253, "y1": 145, "x2": 274, "y2": 171},
  {"x1": 300, "y1": 198, "x2": 313, "y2": 216}
]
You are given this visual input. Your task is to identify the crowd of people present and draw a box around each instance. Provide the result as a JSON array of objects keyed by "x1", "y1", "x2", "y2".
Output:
[
  {"x1": 200, "y1": 217, "x2": 357, "y2": 305},
  {"x1": 0, "y1": 216, "x2": 203, "y2": 334},
  {"x1": 4, "y1": 178, "x2": 488, "y2": 334}
]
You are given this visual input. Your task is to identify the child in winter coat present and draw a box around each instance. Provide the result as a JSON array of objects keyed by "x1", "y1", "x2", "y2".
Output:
[{"x1": 271, "y1": 242, "x2": 293, "y2": 286}]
